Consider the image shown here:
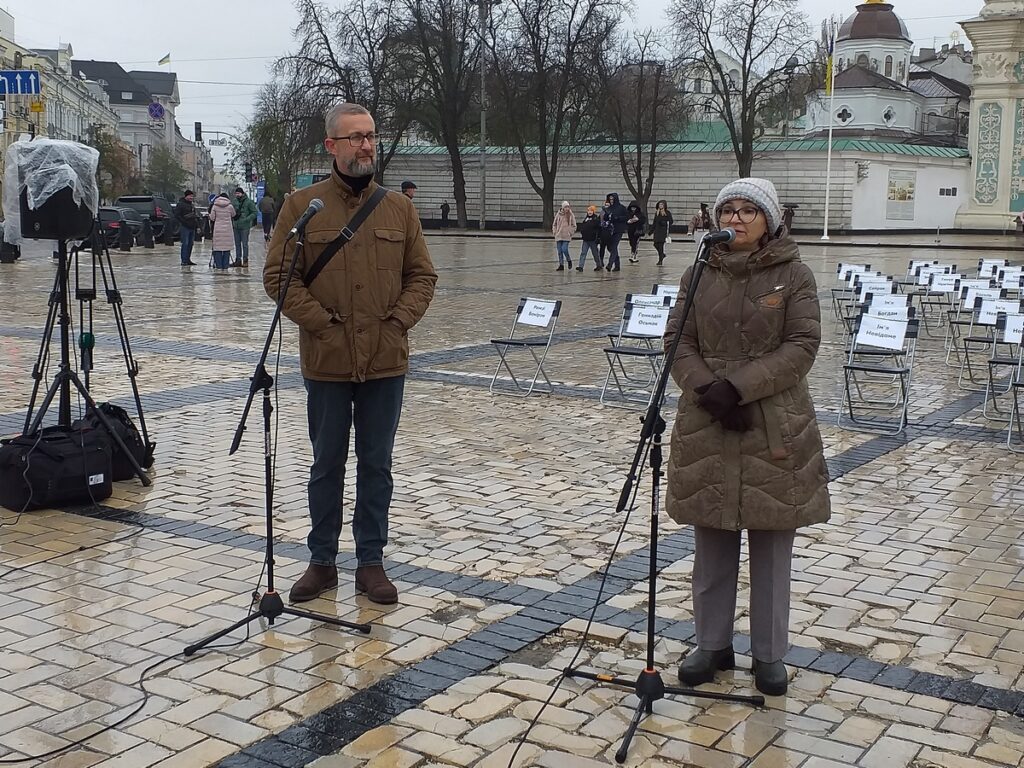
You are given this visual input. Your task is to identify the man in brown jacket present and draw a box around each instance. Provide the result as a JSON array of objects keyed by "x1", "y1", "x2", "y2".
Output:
[{"x1": 264, "y1": 103, "x2": 437, "y2": 605}]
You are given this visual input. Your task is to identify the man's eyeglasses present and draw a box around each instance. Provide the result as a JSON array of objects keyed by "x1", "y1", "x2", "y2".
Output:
[
  {"x1": 330, "y1": 132, "x2": 378, "y2": 147},
  {"x1": 719, "y1": 205, "x2": 760, "y2": 224}
]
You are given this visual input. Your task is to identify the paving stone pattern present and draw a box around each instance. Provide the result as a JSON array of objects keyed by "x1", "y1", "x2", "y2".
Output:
[{"x1": 0, "y1": 232, "x2": 1022, "y2": 767}]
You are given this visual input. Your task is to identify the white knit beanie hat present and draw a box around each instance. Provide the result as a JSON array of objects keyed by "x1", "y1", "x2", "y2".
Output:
[{"x1": 714, "y1": 178, "x2": 782, "y2": 235}]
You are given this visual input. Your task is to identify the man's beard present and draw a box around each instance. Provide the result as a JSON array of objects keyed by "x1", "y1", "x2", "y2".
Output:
[{"x1": 344, "y1": 156, "x2": 375, "y2": 177}]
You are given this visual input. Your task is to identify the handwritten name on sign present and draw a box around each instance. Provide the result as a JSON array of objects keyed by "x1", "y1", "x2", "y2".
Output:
[
  {"x1": 626, "y1": 307, "x2": 670, "y2": 337},
  {"x1": 519, "y1": 299, "x2": 556, "y2": 327},
  {"x1": 857, "y1": 316, "x2": 907, "y2": 351}
]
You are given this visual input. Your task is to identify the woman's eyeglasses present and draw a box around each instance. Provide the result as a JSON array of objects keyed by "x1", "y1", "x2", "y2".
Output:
[{"x1": 719, "y1": 206, "x2": 760, "y2": 224}]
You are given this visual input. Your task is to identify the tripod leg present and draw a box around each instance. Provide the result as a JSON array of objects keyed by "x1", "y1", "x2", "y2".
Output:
[
  {"x1": 24, "y1": 269, "x2": 64, "y2": 433},
  {"x1": 184, "y1": 610, "x2": 263, "y2": 656},
  {"x1": 614, "y1": 696, "x2": 648, "y2": 764}
]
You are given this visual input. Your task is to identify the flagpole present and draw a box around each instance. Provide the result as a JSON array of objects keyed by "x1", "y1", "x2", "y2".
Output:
[{"x1": 821, "y1": 18, "x2": 837, "y2": 241}]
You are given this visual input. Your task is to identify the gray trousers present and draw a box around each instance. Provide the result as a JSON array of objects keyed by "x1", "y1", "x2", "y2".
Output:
[{"x1": 692, "y1": 526, "x2": 795, "y2": 663}]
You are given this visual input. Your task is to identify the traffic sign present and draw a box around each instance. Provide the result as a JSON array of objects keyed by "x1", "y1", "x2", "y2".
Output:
[
  {"x1": 207, "y1": 138, "x2": 226, "y2": 147},
  {"x1": 148, "y1": 102, "x2": 165, "y2": 120},
  {"x1": 0, "y1": 70, "x2": 41, "y2": 95}
]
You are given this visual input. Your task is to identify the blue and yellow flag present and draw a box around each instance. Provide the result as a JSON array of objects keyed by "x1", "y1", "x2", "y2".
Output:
[
  {"x1": 825, "y1": 22, "x2": 835, "y2": 96},
  {"x1": 158, "y1": 53, "x2": 171, "y2": 66}
]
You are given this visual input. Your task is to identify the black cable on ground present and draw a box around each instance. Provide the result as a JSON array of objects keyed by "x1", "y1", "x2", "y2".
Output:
[{"x1": 507, "y1": 438, "x2": 653, "y2": 767}]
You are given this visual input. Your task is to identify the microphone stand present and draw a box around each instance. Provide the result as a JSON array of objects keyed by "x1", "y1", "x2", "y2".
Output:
[
  {"x1": 564, "y1": 234, "x2": 763, "y2": 764},
  {"x1": 185, "y1": 226, "x2": 371, "y2": 657}
]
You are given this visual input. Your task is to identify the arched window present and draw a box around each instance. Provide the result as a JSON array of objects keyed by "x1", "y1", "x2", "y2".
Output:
[
  {"x1": 884, "y1": 55, "x2": 893, "y2": 78},
  {"x1": 856, "y1": 53, "x2": 869, "y2": 67}
]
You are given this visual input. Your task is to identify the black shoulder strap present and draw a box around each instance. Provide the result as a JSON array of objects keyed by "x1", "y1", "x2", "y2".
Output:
[{"x1": 303, "y1": 186, "x2": 389, "y2": 287}]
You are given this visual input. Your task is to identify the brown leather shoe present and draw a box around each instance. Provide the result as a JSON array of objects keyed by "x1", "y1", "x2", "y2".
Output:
[
  {"x1": 288, "y1": 564, "x2": 338, "y2": 603},
  {"x1": 355, "y1": 565, "x2": 398, "y2": 605}
]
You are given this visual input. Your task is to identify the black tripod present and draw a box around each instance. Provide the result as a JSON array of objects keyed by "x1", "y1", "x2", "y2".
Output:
[
  {"x1": 23, "y1": 235, "x2": 152, "y2": 485},
  {"x1": 184, "y1": 231, "x2": 370, "y2": 656},
  {"x1": 564, "y1": 236, "x2": 763, "y2": 764}
]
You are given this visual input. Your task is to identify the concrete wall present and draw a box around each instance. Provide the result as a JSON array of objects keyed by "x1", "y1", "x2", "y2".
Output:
[
  {"x1": 850, "y1": 156, "x2": 970, "y2": 230},
  {"x1": 382, "y1": 149, "x2": 858, "y2": 233}
]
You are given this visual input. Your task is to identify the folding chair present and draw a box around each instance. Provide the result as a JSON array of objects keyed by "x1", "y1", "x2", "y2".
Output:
[
  {"x1": 653, "y1": 284, "x2": 679, "y2": 306},
  {"x1": 917, "y1": 272, "x2": 962, "y2": 337},
  {"x1": 489, "y1": 297, "x2": 561, "y2": 397},
  {"x1": 841, "y1": 275, "x2": 895, "y2": 340},
  {"x1": 1006, "y1": 314, "x2": 1024, "y2": 452},
  {"x1": 983, "y1": 312, "x2": 1024, "y2": 420},
  {"x1": 606, "y1": 294, "x2": 669, "y2": 373},
  {"x1": 838, "y1": 312, "x2": 919, "y2": 435},
  {"x1": 999, "y1": 267, "x2": 1023, "y2": 299},
  {"x1": 600, "y1": 300, "x2": 671, "y2": 409},
  {"x1": 832, "y1": 264, "x2": 871, "y2": 319},
  {"x1": 944, "y1": 280, "x2": 997, "y2": 366},
  {"x1": 957, "y1": 293, "x2": 1014, "y2": 390},
  {"x1": 978, "y1": 258, "x2": 1009, "y2": 280}
]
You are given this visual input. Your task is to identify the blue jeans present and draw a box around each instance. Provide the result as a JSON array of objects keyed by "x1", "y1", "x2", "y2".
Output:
[
  {"x1": 556, "y1": 240, "x2": 570, "y2": 265},
  {"x1": 233, "y1": 228, "x2": 250, "y2": 263},
  {"x1": 606, "y1": 232, "x2": 623, "y2": 269},
  {"x1": 305, "y1": 375, "x2": 405, "y2": 567},
  {"x1": 579, "y1": 241, "x2": 599, "y2": 269},
  {"x1": 212, "y1": 251, "x2": 231, "y2": 269},
  {"x1": 179, "y1": 227, "x2": 195, "y2": 264}
]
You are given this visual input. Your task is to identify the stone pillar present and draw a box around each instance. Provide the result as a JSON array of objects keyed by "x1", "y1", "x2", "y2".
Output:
[{"x1": 956, "y1": 0, "x2": 1024, "y2": 230}]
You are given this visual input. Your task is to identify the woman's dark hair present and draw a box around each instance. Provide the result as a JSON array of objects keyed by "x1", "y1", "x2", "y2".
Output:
[{"x1": 656, "y1": 199, "x2": 670, "y2": 214}]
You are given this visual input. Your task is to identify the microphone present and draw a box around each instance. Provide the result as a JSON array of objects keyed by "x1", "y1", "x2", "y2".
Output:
[
  {"x1": 702, "y1": 228, "x2": 736, "y2": 244},
  {"x1": 288, "y1": 198, "x2": 325, "y2": 237}
]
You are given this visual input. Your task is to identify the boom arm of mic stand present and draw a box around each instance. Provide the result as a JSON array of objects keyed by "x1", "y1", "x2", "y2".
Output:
[
  {"x1": 615, "y1": 241, "x2": 713, "y2": 513},
  {"x1": 229, "y1": 234, "x2": 301, "y2": 456}
]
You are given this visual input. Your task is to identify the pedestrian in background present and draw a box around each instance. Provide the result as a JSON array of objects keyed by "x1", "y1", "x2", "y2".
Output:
[
  {"x1": 552, "y1": 200, "x2": 576, "y2": 271},
  {"x1": 626, "y1": 200, "x2": 647, "y2": 263},
  {"x1": 259, "y1": 192, "x2": 276, "y2": 242},
  {"x1": 232, "y1": 187, "x2": 257, "y2": 267},
  {"x1": 690, "y1": 202, "x2": 713, "y2": 241},
  {"x1": 651, "y1": 200, "x2": 674, "y2": 266},
  {"x1": 175, "y1": 189, "x2": 199, "y2": 266},
  {"x1": 208, "y1": 193, "x2": 235, "y2": 271},
  {"x1": 602, "y1": 192, "x2": 628, "y2": 272},
  {"x1": 401, "y1": 180, "x2": 417, "y2": 200},
  {"x1": 577, "y1": 205, "x2": 602, "y2": 272},
  {"x1": 666, "y1": 177, "x2": 830, "y2": 698},
  {"x1": 440, "y1": 201, "x2": 451, "y2": 228}
]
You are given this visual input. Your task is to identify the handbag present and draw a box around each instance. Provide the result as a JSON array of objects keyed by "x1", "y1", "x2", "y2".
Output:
[
  {"x1": 666, "y1": 236, "x2": 672, "y2": 244},
  {"x1": 0, "y1": 426, "x2": 113, "y2": 512}
]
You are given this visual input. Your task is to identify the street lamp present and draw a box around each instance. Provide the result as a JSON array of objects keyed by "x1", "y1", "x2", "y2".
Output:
[
  {"x1": 477, "y1": 0, "x2": 501, "y2": 231},
  {"x1": 781, "y1": 54, "x2": 800, "y2": 137}
]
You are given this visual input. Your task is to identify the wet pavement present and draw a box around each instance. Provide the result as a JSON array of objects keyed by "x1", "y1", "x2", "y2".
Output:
[{"x1": 0, "y1": 231, "x2": 1022, "y2": 767}]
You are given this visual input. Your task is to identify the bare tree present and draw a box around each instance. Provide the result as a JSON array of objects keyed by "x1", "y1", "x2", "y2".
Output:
[
  {"x1": 232, "y1": 76, "x2": 324, "y2": 197},
  {"x1": 668, "y1": 0, "x2": 815, "y2": 177},
  {"x1": 401, "y1": 0, "x2": 480, "y2": 227},
  {"x1": 284, "y1": 0, "x2": 420, "y2": 181},
  {"x1": 488, "y1": 0, "x2": 622, "y2": 227},
  {"x1": 599, "y1": 29, "x2": 688, "y2": 213}
]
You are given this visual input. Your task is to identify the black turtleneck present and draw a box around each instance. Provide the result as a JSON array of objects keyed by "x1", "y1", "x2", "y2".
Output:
[{"x1": 334, "y1": 161, "x2": 372, "y2": 195}]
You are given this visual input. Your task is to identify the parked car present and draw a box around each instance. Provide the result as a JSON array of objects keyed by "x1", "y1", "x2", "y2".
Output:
[
  {"x1": 98, "y1": 206, "x2": 144, "y2": 246},
  {"x1": 113, "y1": 195, "x2": 179, "y2": 240}
]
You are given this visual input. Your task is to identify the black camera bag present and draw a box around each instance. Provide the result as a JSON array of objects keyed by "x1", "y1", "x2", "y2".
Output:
[
  {"x1": 72, "y1": 402, "x2": 147, "y2": 481},
  {"x1": 0, "y1": 426, "x2": 112, "y2": 512}
]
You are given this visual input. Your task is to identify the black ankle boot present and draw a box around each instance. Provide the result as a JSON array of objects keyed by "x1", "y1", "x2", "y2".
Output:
[
  {"x1": 677, "y1": 646, "x2": 735, "y2": 686},
  {"x1": 752, "y1": 659, "x2": 788, "y2": 696}
]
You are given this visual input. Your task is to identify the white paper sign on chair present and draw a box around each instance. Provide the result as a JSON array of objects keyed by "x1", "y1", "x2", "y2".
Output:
[
  {"x1": 979, "y1": 300, "x2": 1021, "y2": 326},
  {"x1": 856, "y1": 315, "x2": 907, "y2": 351},
  {"x1": 519, "y1": 298, "x2": 556, "y2": 327},
  {"x1": 1007, "y1": 314, "x2": 1024, "y2": 345},
  {"x1": 626, "y1": 306, "x2": 670, "y2": 338}
]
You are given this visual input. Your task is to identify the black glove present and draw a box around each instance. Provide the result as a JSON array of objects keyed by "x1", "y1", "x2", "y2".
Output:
[
  {"x1": 696, "y1": 380, "x2": 741, "y2": 421},
  {"x1": 695, "y1": 380, "x2": 752, "y2": 432}
]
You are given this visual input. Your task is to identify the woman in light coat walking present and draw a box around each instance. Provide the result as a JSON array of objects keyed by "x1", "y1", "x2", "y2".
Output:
[
  {"x1": 552, "y1": 201, "x2": 576, "y2": 271},
  {"x1": 665, "y1": 178, "x2": 830, "y2": 698},
  {"x1": 208, "y1": 193, "x2": 236, "y2": 271}
]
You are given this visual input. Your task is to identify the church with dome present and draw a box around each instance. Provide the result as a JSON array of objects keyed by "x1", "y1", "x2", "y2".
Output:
[{"x1": 805, "y1": 0, "x2": 971, "y2": 146}]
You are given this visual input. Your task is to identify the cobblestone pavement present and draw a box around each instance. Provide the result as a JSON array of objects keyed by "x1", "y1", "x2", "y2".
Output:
[{"x1": 0, "y1": 231, "x2": 1022, "y2": 768}]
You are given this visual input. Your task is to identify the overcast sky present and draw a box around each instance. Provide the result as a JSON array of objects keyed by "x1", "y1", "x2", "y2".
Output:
[{"x1": 0, "y1": 0, "x2": 979, "y2": 165}]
